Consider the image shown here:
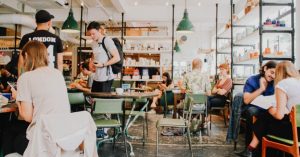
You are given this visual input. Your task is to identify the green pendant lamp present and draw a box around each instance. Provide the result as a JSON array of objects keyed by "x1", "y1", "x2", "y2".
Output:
[
  {"x1": 174, "y1": 41, "x2": 181, "y2": 52},
  {"x1": 176, "y1": 0, "x2": 194, "y2": 33},
  {"x1": 62, "y1": 0, "x2": 79, "y2": 33}
]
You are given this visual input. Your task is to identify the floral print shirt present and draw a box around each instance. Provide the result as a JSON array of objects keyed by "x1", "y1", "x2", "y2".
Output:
[{"x1": 183, "y1": 69, "x2": 211, "y2": 93}]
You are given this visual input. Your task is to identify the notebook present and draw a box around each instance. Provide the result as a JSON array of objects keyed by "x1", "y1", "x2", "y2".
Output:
[{"x1": 251, "y1": 95, "x2": 276, "y2": 109}]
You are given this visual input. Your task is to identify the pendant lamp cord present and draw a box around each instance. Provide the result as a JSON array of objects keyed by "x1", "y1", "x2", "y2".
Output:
[{"x1": 185, "y1": 0, "x2": 187, "y2": 9}]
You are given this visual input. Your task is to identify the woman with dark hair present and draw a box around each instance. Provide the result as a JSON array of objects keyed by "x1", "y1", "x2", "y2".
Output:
[{"x1": 149, "y1": 72, "x2": 174, "y2": 113}]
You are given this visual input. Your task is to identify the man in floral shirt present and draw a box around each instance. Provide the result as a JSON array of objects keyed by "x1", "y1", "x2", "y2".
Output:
[{"x1": 183, "y1": 58, "x2": 211, "y2": 95}]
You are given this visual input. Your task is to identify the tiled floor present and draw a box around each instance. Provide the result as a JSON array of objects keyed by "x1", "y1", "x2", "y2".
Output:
[{"x1": 98, "y1": 112, "x2": 245, "y2": 157}]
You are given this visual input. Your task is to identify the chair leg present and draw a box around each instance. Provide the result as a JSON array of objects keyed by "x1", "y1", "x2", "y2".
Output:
[
  {"x1": 142, "y1": 117, "x2": 145, "y2": 146},
  {"x1": 261, "y1": 138, "x2": 266, "y2": 157},
  {"x1": 187, "y1": 127, "x2": 193, "y2": 154},
  {"x1": 113, "y1": 128, "x2": 116, "y2": 150},
  {"x1": 123, "y1": 129, "x2": 128, "y2": 156},
  {"x1": 156, "y1": 127, "x2": 159, "y2": 156},
  {"x1": 223, "y1": 108, "x2": 227, "y2": 126},
  {"x1": 210, "y1": 112, "x2": 212, "y2": 130},
  {"x1": 146, "y1": 115, "x2": 149, "y2": 136}
]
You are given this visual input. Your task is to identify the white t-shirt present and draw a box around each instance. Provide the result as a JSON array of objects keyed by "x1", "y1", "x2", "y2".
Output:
[
  {"x1": 276, "y1": 77, "x2": 300, "y2": 111},
  {"x1": 92, "y1": 37, "x2": 117, "y2": 82},
  {"x1": 17, "y1": 67, "x2": 70, "y2": 139}
]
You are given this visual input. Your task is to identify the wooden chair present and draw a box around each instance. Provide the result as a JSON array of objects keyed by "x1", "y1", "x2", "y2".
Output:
[
  {"x1": 262, "y1": 105, "x2": 300, "y2": 157},
  {"x1": 209, "y1": 92, "x2": 232, "y2": 129}
]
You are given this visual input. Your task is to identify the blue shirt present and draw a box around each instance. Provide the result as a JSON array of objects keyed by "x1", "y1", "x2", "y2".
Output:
[{"x1": 243, "y1": 74, "x2": 274, "y2": 96}]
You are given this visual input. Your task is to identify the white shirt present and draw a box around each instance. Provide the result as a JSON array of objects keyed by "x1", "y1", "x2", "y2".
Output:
[
  {"x1": 276, "y1": 77, "x2": 300, "y2": 111},
  {"x1": 91, "y1": 37, "x2": 117, "y2": 82},
  {"x1": 17, "y1": 67, "x2": 70, "y2": 140}
]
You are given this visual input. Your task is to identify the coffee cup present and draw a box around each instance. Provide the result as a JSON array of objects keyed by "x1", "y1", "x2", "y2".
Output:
[{"x1": 116, "y1": 88, "x2": 124, "y2": 95}]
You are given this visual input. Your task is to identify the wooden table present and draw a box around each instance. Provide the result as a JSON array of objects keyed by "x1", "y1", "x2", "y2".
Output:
[
  {"x1": 84, "y1": 91, "x2": 158, "y2": 156},
  {"x1": 0, "y1": 103, "x2": 17, "y2": 113}
]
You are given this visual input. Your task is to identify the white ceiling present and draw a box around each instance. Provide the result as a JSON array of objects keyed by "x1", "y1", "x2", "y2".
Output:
[{"x1": 0, "y1": 0, "x2": 241, "y2": 33}]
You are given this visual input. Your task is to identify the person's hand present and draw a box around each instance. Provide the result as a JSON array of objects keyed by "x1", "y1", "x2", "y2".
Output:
[
  {"x1": 94, "y1": 62, "x2": 104, "y2": 68},
  {"x1": 74, "y1": 83, "x2": 83, "y2": 90},
  {"x1": 11, "y1": 87, "x2": 17, "y2": 100},
  {"x1": 259, "y1": 77, "x2": 267, "y2": 92}
]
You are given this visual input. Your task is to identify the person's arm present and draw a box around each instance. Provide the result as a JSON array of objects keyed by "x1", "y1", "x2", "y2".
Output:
[
  {"x1": 57, "y1": 53, "x2": 63, "y2": 72},
  {"x1": 17, "y1": 101, "x2": 33, "y2": 122},
  {"x1": 11, "y1": 87, "x2": 33, "y2": 122},
  {"x1": 217, "y1": 78, "x2": 233, "y2": 95},
  {"x1": 243, "y1": 77, "x2": 267, "y2": 104},
  {"x1": 268, "y1": 88, "x2": 287, "y2": 120},
  {"x1": 74, "y1": 83, "x2": 91, "y2": 92},
  {"x1": 56, "y1": 37, "x2": 64, "y2": 72}
]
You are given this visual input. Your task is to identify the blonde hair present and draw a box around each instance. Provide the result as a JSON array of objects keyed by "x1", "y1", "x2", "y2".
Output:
[
  {"x1": 274, "y1": 61, "x2": 300, "y2": 85},
  {"x1": 22, "y1": 40, "x2": 48, "y2": 72}
]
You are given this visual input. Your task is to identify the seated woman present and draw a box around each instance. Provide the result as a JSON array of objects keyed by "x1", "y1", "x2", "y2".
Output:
[
  {"x1": 239, "y1": 61, "x2": 300, "y2": 157},
  {"x1": 149, "y1": 72, "x2": 174, "y2": 113},
  {"x1": 10, "y1": 41, "x2": 70, "y2": 156},
  {"x1": 208, "y1": 63, "x2": 232, "y2": 109}
]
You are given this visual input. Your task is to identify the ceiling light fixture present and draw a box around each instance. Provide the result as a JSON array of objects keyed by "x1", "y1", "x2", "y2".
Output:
[
  {"x1": 134, "y1": 1, "x2": 138, "y2": 6},
  {"x1": 61, "y1": 0, "x2": 79, "y2": 33},
  {"x1": 174, "y1": 40, "x2": 181, "y2": 52},
  {"x1": 176, "y1": 0, "x2": 194, "y2": 33}
]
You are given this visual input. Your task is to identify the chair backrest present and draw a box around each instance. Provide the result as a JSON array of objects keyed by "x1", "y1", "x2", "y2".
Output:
[
  {"x1": 186, "y1": 93, "x2": 207, "y2": 104},
  {"x1": 93, "y1": 98, "x2": 123, "y2": 114},
  {"x1": 160, "y1": 90, "x2": 174, "y2": 106},
  {"x1": 290, "y1": 105, "x2": 300, "y2": 149},
  {"x1": 68, "y1": 92, "x2": 85, "y2": 106},
  {"x1": 183, "y1": 96, "x2": 194, "y2": 125}
]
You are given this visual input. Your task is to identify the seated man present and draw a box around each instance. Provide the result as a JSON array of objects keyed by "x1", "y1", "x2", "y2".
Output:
[
  {"x1": 236, "y1": 60, "x2": 277, "y2": 157},
  {"x1": 181, "y1": 58, "x2": 211, "y2": 129}
]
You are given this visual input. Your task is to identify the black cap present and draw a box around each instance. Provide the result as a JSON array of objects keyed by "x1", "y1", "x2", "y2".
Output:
[{"x1": 35, "y1": 10, "x2": 54, "y2": 23}]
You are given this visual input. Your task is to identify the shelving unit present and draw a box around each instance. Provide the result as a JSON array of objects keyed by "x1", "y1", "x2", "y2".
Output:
[
  {"x1": 259, "y1": 0, "x2": 295, "y2": 64},
  {"x1": 224, "y1": 0, "x2": 295, "y2": 91},
  {"x1": 215, "y1": 3, "x2": 231, "y2": 79},
  {"x1": 0, "y1": 24, "x2": 20, "y2": 66},
  {"x1": 122, "y1": 36, "x2": 172, "y2": 83}
]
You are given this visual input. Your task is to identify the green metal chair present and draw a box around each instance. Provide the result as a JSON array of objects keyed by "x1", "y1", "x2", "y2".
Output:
[
  {"x1": 68, "y1": 92, "x2": 86, "y2": 112},
  {"x1": 92, "y1": 98, "x2": 127, "y2": 155},
  {"x1": 160, "y1": 90, "x2": 174, "y2": 117},
  {"x1": 186, "y1": 93, "x2": 209, "y2": 137},
  {"x1": 124, "y1": 98, "x2": 149, "y2": 146},
  {"x1": 262, "y1": 105, "x2": 300, "y2": 157},
  {"x1": 156, "y1": 96, "x2": 194, "y2": 156}
]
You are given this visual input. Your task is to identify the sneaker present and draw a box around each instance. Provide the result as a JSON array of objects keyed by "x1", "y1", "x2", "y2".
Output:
[
  {"x1": 148, "y1": 109, "x2": 156, "y2": 114},
  {"x1": 161, "y1": 130, "x2": 174, "y2": 136},
  {"x1": 235, "y1": 148, "x2": 253, "y2": 157}
]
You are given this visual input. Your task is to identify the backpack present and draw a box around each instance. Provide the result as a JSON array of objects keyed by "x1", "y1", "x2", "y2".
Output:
[{"x1": 101, "y1": 37, "x2": 123, "y2": 74}]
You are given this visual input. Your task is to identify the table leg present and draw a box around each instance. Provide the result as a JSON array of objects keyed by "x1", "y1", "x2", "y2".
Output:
[{"x1": 173, "y1": 94, "x2": 177, "y2": 119}]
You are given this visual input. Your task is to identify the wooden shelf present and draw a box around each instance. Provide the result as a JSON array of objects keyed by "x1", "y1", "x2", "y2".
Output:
[
  {"x1": 123, "y1": 65, "x2": 160, "y2": 68},
  {"x1": 123, "y1": 50, "x2": 171, "y2": 54},
  {"x1": 122, "y1": 79, "x2": 163, "y2": 82}
]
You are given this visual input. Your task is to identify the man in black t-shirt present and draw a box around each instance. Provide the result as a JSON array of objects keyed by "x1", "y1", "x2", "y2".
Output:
[{"x1": 18, "y1": 10, "x2": 63, "y2": 76}]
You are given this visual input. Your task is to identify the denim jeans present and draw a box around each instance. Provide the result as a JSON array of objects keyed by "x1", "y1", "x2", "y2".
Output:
[
  {"x1": 226, "y1": 92, "x2": 244, "y2": 143},
  {"x1": 242, "y1": 104, "x2": 266, "y2": 146}
]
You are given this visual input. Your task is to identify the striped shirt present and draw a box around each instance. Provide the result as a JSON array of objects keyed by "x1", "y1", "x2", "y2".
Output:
[{"x1": 215, "y1": 77, "x2": 232, "y2": 95}]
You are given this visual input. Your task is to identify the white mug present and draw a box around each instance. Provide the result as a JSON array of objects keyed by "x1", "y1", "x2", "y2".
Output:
[{"x1": 116, "y1": 88, "x2": 124, "y2": 95}]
